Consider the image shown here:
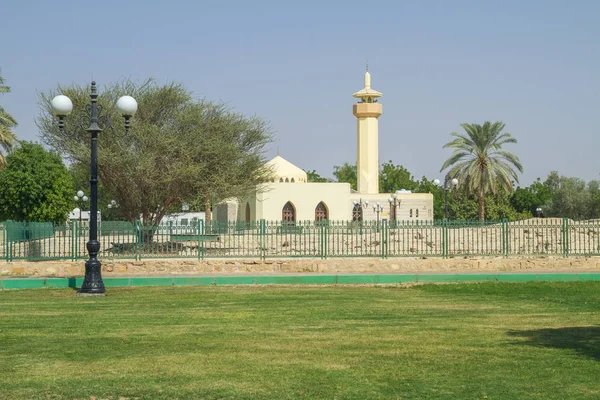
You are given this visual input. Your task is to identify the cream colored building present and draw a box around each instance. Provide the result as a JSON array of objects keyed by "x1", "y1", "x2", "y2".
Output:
[{"x1": 215, "y1": 69, "x2": 434, "y2": 223}]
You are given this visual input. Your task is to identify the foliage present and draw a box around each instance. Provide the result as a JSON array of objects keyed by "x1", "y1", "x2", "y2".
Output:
[
  {"x1": 37, "y1": 79, "x2": 273, "y2": 230},
  {"x1": 304, "y1": 169, "x2": 330, "y2": 183},
  {"x1": 0, "y1": 71, "x2": 17, "y2": 168},
  {"x1": 0, "y1": 141, "x2": 72, "y2": 222},
  {"x1": 1, "y1": 283, "x2": 600, "y2": 399},
  {"x1": 441, "y1": 121, "x2": 523, "y2": 220},
  {"x1": 333, "y1": 162, "x2": 357, "y2": 190},
  {"x1": 378, "y1": 160, "x2": 418, "y2": 193},
  {"x1": 541, "y1": 171, "x2": 600, "y2": 219}
]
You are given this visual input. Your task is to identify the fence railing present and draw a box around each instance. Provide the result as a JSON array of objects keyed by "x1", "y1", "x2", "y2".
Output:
[{"x1": 1, "y1": 218, "x2": 599, "y2": 261}]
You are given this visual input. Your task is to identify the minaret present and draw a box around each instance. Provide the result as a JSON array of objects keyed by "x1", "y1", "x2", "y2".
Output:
[{"x1": 353, "y1": 65, "x2": 383, "y2": 194}]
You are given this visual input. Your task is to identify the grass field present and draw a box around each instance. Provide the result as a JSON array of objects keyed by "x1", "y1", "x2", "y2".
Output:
[{"x1": 1, "y1": 282, "x2": 600, "y2": 399}]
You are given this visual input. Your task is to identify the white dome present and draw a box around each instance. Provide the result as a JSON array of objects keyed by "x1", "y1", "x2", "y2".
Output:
[{"x1": 266, "y1": 156, "x2": 308, "y2": 183}]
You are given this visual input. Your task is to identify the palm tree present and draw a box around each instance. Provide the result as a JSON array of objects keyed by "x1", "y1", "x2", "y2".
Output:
[
  {"x1": 0, "y1": 72, "x2": 17, "y2": 167},
  {"x1": 440, "y1": 121, "x2": 523, "y2": 221}
]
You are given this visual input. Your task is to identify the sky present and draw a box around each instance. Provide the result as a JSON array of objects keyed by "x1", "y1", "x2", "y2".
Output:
[{"x1": 1, "y1": 0, "x2": 599, "y2": 186}]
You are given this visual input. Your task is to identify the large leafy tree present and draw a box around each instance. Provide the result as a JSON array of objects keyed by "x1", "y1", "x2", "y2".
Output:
[
  {"x1": 304, "y1": 169, "x2": 330, "y2": 183},
  {"x1": 0, "y1": 72, "x2": 17, "y2": 167},
  {"x1": 441, "y1": 121, "x2": 523, "y2": 221},
  {"x1": 0, "y1": 142, "x2": 72, "y2": 222},
  {"x1": 541, "y1": 171, "x2": 600, "y2": 219},
  {"x1": 37, "y1": 79, "x2": 273, "y2": 233},
  {"x1": 333, "y1": 162, "x2": 357, "y2": 190},
  {"x1": 379, "y1": 161, "x2": 418, "y2": 193}
]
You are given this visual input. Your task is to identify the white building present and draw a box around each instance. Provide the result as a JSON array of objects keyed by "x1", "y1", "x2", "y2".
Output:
[{"x1": 215, "y1": 69, "x2": 433, "y2": 223}]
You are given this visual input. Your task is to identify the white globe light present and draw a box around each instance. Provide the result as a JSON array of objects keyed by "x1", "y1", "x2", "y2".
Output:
[
  {"x1": 111, "y1": 200, "x2": 117, "y2": 206},
  {"x1": 451, "y1": 178, "x2": 459, "y2": 186},
  {"x1": 433, "y1": 179, "x2": 440, "y2": 186},
  {"x1": 51, "y1": 95, "x2": 73, "y2": 116},
  {"x1": 82, "y1": 196, "x2": 88, "y2": 202},
  {"x1": 74, "y1": 196, "x2": 79, "y2": 201},
  {"x1": 365, "y1": 200, "x2": 369, "y2": 205},
  {"x1": 77, "y1": 190, "x2": 84, "y2": 198},
  {"x1": 388, "y1": 197, "x2": 393, "y2": 203},
  {"x1": 116, "y1": 96, "x2": 138, "y2": 116},
  {"x1": 108, "y1": 204, "x2": 112, "y2": 209}
]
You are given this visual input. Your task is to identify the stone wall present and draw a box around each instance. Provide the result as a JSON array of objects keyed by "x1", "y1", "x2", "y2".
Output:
[{"x1": 2, "y1": 256, "x2": 600, "y2": 277}]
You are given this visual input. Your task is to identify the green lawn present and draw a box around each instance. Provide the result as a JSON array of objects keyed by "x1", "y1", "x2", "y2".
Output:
[{"x1": 1, "y1": 283, "x2": 600, "y2": 399}]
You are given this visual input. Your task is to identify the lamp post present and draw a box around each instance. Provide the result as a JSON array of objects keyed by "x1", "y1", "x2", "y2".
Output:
[
  {"x1": 74, "y1": 190, "x2": 88, "y2": 225},
  {"x1": 51, "y1": 82, "x2": 137, "y2": 296},
  {"x1": 433, "y1": 177, "x2": 459, "y2": 220},
  {"x1": 108, "y1": 200, "x2": 118, "y2": 220},
  {"x1": 373, "y1": 202, "x2": 384, "y2": 232},
  {"x1": 388, "y1": 192, "x2": 400, "y2": 225},
  {"x1": 536, "y1": 207, "x2": 543, "y2": 218}
]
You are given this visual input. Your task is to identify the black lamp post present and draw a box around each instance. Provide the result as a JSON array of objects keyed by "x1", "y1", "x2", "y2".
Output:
[
  {"x1": 388, "y1": 192, "x2": 400, "y2": 224},
  {"x1": 51, "y1": 82, "x2": 137, "y2": 296},
  {"x1": 373, "y1": 202, "x2": 384, "y2": 232},
  {"x1": 74, "y1": 190, "x2": 88, "y2": 225},
  {"x1": 434, "y1": 177, "x2": 459, "y2": 220},
  {"x1": 108, "y1": 200, "x2": 119, "y2": 220}
]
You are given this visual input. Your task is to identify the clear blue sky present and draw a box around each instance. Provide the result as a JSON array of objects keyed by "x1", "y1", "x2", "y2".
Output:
[{"x1": 2, "y1": 0, "x2": 598, "y2": 186}]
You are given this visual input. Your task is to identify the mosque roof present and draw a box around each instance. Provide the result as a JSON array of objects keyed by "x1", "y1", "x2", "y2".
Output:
[{"x1": 266, "y1": 156, "x2": 308, "y2": 182}]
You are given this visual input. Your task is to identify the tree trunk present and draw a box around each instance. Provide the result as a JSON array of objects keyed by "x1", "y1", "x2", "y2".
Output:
[
  {"x1": 478, "y1": 190, "x2": 485, "y2": 221},
  {"x1": 205, "y1": 199, "x2": 212, "y2": 234}
]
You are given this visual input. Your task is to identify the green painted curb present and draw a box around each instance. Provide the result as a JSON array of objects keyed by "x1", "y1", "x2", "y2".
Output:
[{"x1": 2, "y1": 273, "x2": 600, "y2": 290}]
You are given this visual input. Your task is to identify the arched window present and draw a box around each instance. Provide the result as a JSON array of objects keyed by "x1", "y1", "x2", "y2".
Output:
[
  {"x1": 291, "y1": 178, "x2": 295, "y2": 183},
  {"x1": 416, "y1": 209, "x2": 419, "y2": 218},
  {"x1": 279, "y1": 178, "x2": 283, "y2": 182},
  {"x1": 245, "y1": 203, "x2": 251, "y2": 223},
  {"x1": 282, "y1": 201, "x2": 295, "y2": 222},
  {"x1": 352, "y1": 204, "x2": 363, "y2": 222},
  {"x1": 315, "y1": 202, "x2": 328, "y2": 222},
  {"x1": 409, "y1": 209, "x2": 413, "y2": 218},
  {"x1": 285, "y1": 178, "x2": 289, "y2": 183}
]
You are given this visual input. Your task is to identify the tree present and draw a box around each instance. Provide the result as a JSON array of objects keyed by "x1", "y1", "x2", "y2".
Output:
[
  {"x1": 0, "y1": 71, "x2": 17, "y2": 168},
  {"x1": 37, "y1": 79, "x2": 273, "y2": 237},
  {"x1": 333, "y1": 162, "x2": 357, "y2": 190},
  {"x1": 304, "y1": 169, "x2": 330, "y2": 183},
  {"x1": 541, "y1": 172, "x2": 600, "y2": 219},
  {"x1": 441, "y1": 121, "x2": 523, "y2": 221},
  {"x1": 0, "y1": 142, "x2": 72, "y2": 222},
  {"x1": 379, "y1": 161, "x2": 418, "y2": 193}
]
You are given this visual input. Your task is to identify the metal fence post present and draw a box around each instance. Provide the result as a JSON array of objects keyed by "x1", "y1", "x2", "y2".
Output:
[
  {"x1": 199, "y1": 219, "x2": 205, "y2": 260},
  {"x1": 563, "y1": 218, "x2": 569, "y2": 257},
  {"x1": 5, "y1": 220, "x2": 11, "y2": 262},
  {"x1": 502, "y1": 218, "x2": 508, "y2": 257},
  {"x1": 259, "y1": 219, "x2": 266, "y2": 260},
  {"x1": 135, "y1": 219, "x2": 141, "y2": 261},
  {"x1": 381, "y1": 219, "x2": 388, "y2": 259},
  {"x1": 441, "y1": 219, "x2": 447, "y2": 258},
  {"x1": 71, "y1": 220, "x2": 77, "y2": 261}
]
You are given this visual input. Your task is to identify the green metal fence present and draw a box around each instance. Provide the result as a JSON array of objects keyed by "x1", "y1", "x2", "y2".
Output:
[{"x1": 2, "y1": 218, "x2": 600, "y2": 261}]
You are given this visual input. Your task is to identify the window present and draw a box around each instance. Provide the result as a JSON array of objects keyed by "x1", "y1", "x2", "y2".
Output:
[
  {"x1": 416, "y1": 209, "x2": 419, "y2": 218},
  {"x1": 409, "y1": 209, "x2": 413, "y2": 218},
  {"x1": 282, "y1": 201, "x2": 295, "y2": 222},
  {"x1": 279, "y1": 178, "x2": 283, "y2": 182},
  {"x1": 291, "y1": 178, "x2": 295, "y2": 183},
  {"x1": 285, "y1": 178, "x2": 289, "y2": 183},
  {"x1": 315, "y1": 202, "x2": 328, "y2": 222}
]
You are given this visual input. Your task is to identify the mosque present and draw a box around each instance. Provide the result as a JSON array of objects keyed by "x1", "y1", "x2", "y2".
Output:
[{"x1": 215, "y1": 69, "x2": 433, "y2": 223}]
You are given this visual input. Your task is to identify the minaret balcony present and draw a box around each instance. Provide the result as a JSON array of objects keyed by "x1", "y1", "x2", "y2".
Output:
[{"x1": 353, "y1": 103, "x2": 382, "y2": 118}]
